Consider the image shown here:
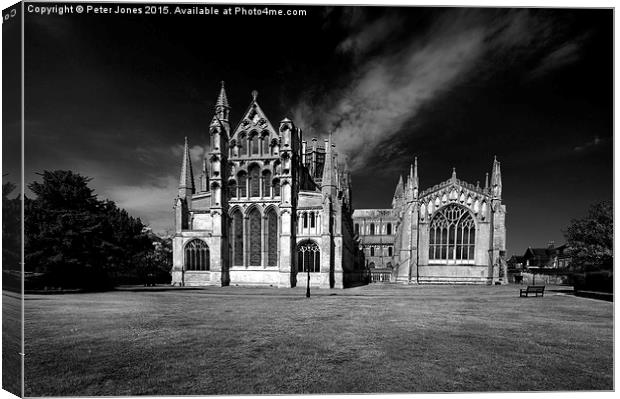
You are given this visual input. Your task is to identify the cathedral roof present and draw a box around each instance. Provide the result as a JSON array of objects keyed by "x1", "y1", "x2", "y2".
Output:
[
  {"x1": 419, "y1": 174, "x2": 489, "y2": 200},
  {"x1": 231, "y1": 90, "x2": 278, "y2": 142}
]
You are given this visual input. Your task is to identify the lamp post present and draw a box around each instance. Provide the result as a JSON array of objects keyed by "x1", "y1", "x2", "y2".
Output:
[{"x1": 306, "y1": 258, "x2": 311, "y2": 298}]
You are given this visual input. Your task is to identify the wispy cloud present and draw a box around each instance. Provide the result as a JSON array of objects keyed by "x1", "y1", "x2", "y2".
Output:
[
  {"x1": 170, "y1": 144, "x2": 206, "y2": 164},
  {"x1": 336, "y1": 12, "x2": 406, "y2": 58},
  {"x1": 529, "y1": 38, "x2": 584, "y2": 79},
  {"x1": 292, "y1": 10, "x2": 588, "y2": 171},
  {"x1": 101, "y1": 175, "x2": 178, "y2": 234},
  {"x1": 574, "y1": 136, "x2": 606, "y2": 152}
]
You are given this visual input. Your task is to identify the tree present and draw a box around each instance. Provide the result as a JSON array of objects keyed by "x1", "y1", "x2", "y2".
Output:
[
  {"x1": 136, "y1": 229, "x2": 173, "y2": 286},
  {"x1": 564, "y1": 201, "x2": 613, "y2": 272},
  {"x1": 3, "y1": 180, "x2": 22, "y2": 291},
  {"x1": 24, "y1": 170, "x2": 153, "y2": 290}
]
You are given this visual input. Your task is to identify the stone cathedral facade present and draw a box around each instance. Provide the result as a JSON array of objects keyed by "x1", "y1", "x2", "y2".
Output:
[
  {"x1": 171, "y1": 83, "x2": 359, "y2": 288},
  {"x1": 172, "y1": 83, "x2": 507, "y2": 288},
  {"x1": 353, "y1": 159, "x2": 507, "y2": 284}
]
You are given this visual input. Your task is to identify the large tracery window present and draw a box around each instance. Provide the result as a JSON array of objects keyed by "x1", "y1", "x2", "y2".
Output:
[
  {"x1": 237, "y1": 172, "x2": 247, "y2": 198},
  {"x1": 184, "y1": 239, "x2": 210, "y2": 271},
  {"x1": 266, "y1": 208, "x2": 278, "y2": 266},
  {"x1": 248, "y1": 208, "x2": 262, "y2": 266},
  {"x1": 232, "y1": 209, "x2": 244, "y2": 266},
  {"x1": 429, "y1": 204, "x2": 476, "y2": 263},
  {"x1": 297, "y1": 240, "x2": 320, "y2": 273},
  {"x1": 263, "y1": 170, "x2": 272, "y2": 197},
  {"x1": 249, "y1": 165, "x2": 260, "y2": 197}
]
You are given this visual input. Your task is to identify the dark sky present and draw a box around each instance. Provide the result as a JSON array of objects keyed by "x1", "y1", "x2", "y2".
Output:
[{"x1": 4, "y1": 3, "x2": 613, "y2": 256}]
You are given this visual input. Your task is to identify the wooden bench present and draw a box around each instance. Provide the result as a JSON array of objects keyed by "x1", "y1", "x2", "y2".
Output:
[{"x1": 520, "y1": 285, "x2": 545, "y2": 297}]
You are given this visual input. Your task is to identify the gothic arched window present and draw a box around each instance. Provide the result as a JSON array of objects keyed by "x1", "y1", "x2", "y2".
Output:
[
  {"x1": 237, "y1": 172, "x2": 247, "y2": 198},
  {"x1": 388, "y1": 246, "x2": 393, "y2": 257},
  {"x1": 248, "y1": 207, "x2": 262, "y2": 266},
  {"x1": 386, "y1": 223, "x2": 392, "y2": 235},
  {"x1": 185, "y1": 239, "x2": 210, "y2": 271},
  {"x1": 263, "y1": 170, "x2": 272, "y2": 197},
  {"x1": 370, "y1": 223, "x2": 375, "y2": 235},
  {"x1": 228, "y1": 179, "x2": 237, "y2": 200},
  {"x1": 266, "y1": 208, "x2": 278, "y2": 266},
  {"x1": 303, "y1": 212, "x2": 308, "y2": 228},
  {"x1": 297, "y1": 240, "x2": 320, "y2": 273},
  {"x1": 273, "y1": 179, "x2": 281, "y2": 197},
  {"x1": 428, "y1": 204, "x2": 476, "y2": 263},
  {"x1": 249, "y1": 165, "x2": 260, "y2": 197},
  {"x1": 232, "y1": 209, "x2": 244, "y2": 266},
  {"x1": 250, "y1": 132, "x2": 260, "y2": 155},
  {"x1": 261, "y1": 134, "x2": 270, "y2": 155},
  {"x1": 370, "y1": 247, "x2": 375, "y2": 256},
  {"x1": 310, "y1": 212, "x2": 315, "y2": 228},
  {"x1": 355, "y1": 223, "x2": 359, "y2": 235}
]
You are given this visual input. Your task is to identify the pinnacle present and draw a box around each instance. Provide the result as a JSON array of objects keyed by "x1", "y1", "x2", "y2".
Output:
[
  {"x1": 179, "y1": 137, "x2": 195, "y2": 192},
  {"x1": 216, "y1": 81, "x2": 229, "y2": 108}
]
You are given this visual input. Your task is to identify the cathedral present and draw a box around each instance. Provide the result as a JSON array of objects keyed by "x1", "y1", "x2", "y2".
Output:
[
  {"x1": 171, "y1": 83, "x2": 507, "y2": 288},
  {"x1": 171, "y1": 82, "x2": 359, "y2": 288}
]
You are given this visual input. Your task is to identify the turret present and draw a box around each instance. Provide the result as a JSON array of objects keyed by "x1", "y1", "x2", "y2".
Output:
[
  {"x1": 277, "y1": 117, "x2": 298, "y2": 287},
  {"x1": 301, "y1": 140, "x2": 307, "y2": 166},
  {"x1": 412, "y1": 157, "x2": 419, "y2": 200},
  {"x1": 489, "y1": 155, "x2": 506, "y2": 284},
  {"x1": 491, "y1": 156, "x2": 502, "y2": 199},
  {"x1": 208, "y1": 84, "x2": 230, "y2": 209},
  {"x1": 321, "y1": 134, "x2": 337, "y2": 198},
  {"x1": 278, "y1": 118, "x2": 296, "y2": 205}
]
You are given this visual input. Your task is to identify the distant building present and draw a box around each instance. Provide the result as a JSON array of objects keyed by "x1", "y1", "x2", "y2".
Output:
[
  {"x1": 353, "y1": 209, "x2": 398, "y2": 269},
  {"x1": 523, "y1": 242, "x2": 571, "y2": 269},
  {"x1": 507, "y1": 255, "x2": 525, "y2": 270}
]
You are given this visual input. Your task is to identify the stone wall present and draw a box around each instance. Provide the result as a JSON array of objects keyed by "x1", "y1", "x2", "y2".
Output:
[{"x1": 416, "y1": 265, "x2": 491, "y2": 284}]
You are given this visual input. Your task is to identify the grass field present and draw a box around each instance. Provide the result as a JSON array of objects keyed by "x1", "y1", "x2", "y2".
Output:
[
  {"x1": 2, "y1": 290, "x2": 22, "y2": 397},
  {"x1": 22, "y1": 284, "x2": 613, "y2": 395}
]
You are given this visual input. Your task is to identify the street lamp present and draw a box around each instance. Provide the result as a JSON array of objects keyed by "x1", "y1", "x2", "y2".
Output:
[{"x1": 306, "y1": 262, "x2": 311, "y2": 298}]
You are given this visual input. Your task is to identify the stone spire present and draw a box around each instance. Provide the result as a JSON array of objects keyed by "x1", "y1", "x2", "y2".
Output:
[
  {"x1": 484, "y1": 172, "x2": 489, "y2": 192},
  {"x1": 216, "y1": 81, "x2": 229, "y2": 107},
  {"x1": 451, "y1": 167, "x2": 457, "y2": 183},
  {"x1": 179, "y1": 137, "x2": 195, "y2": 196},
  {"x1": 215, "y1": 81, "x2": 230, "y2": 122},
  {"x1": 412, "y1": 157, "x2": 419, "y2": 199},
  {"x1": 394, "y1": 175, "x2": 404, "y2": 198},
  {"x1": 491, "y1": 156, "x2": 502, "y2": 198}
]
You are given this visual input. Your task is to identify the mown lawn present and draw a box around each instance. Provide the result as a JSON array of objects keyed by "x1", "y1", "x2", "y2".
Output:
[
  {"x1": 23, "y1": 284, "x2": 613, "y2": 395},
  {"x1": 2, "y1": 290, "x2": 22, "y2": 397}
]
